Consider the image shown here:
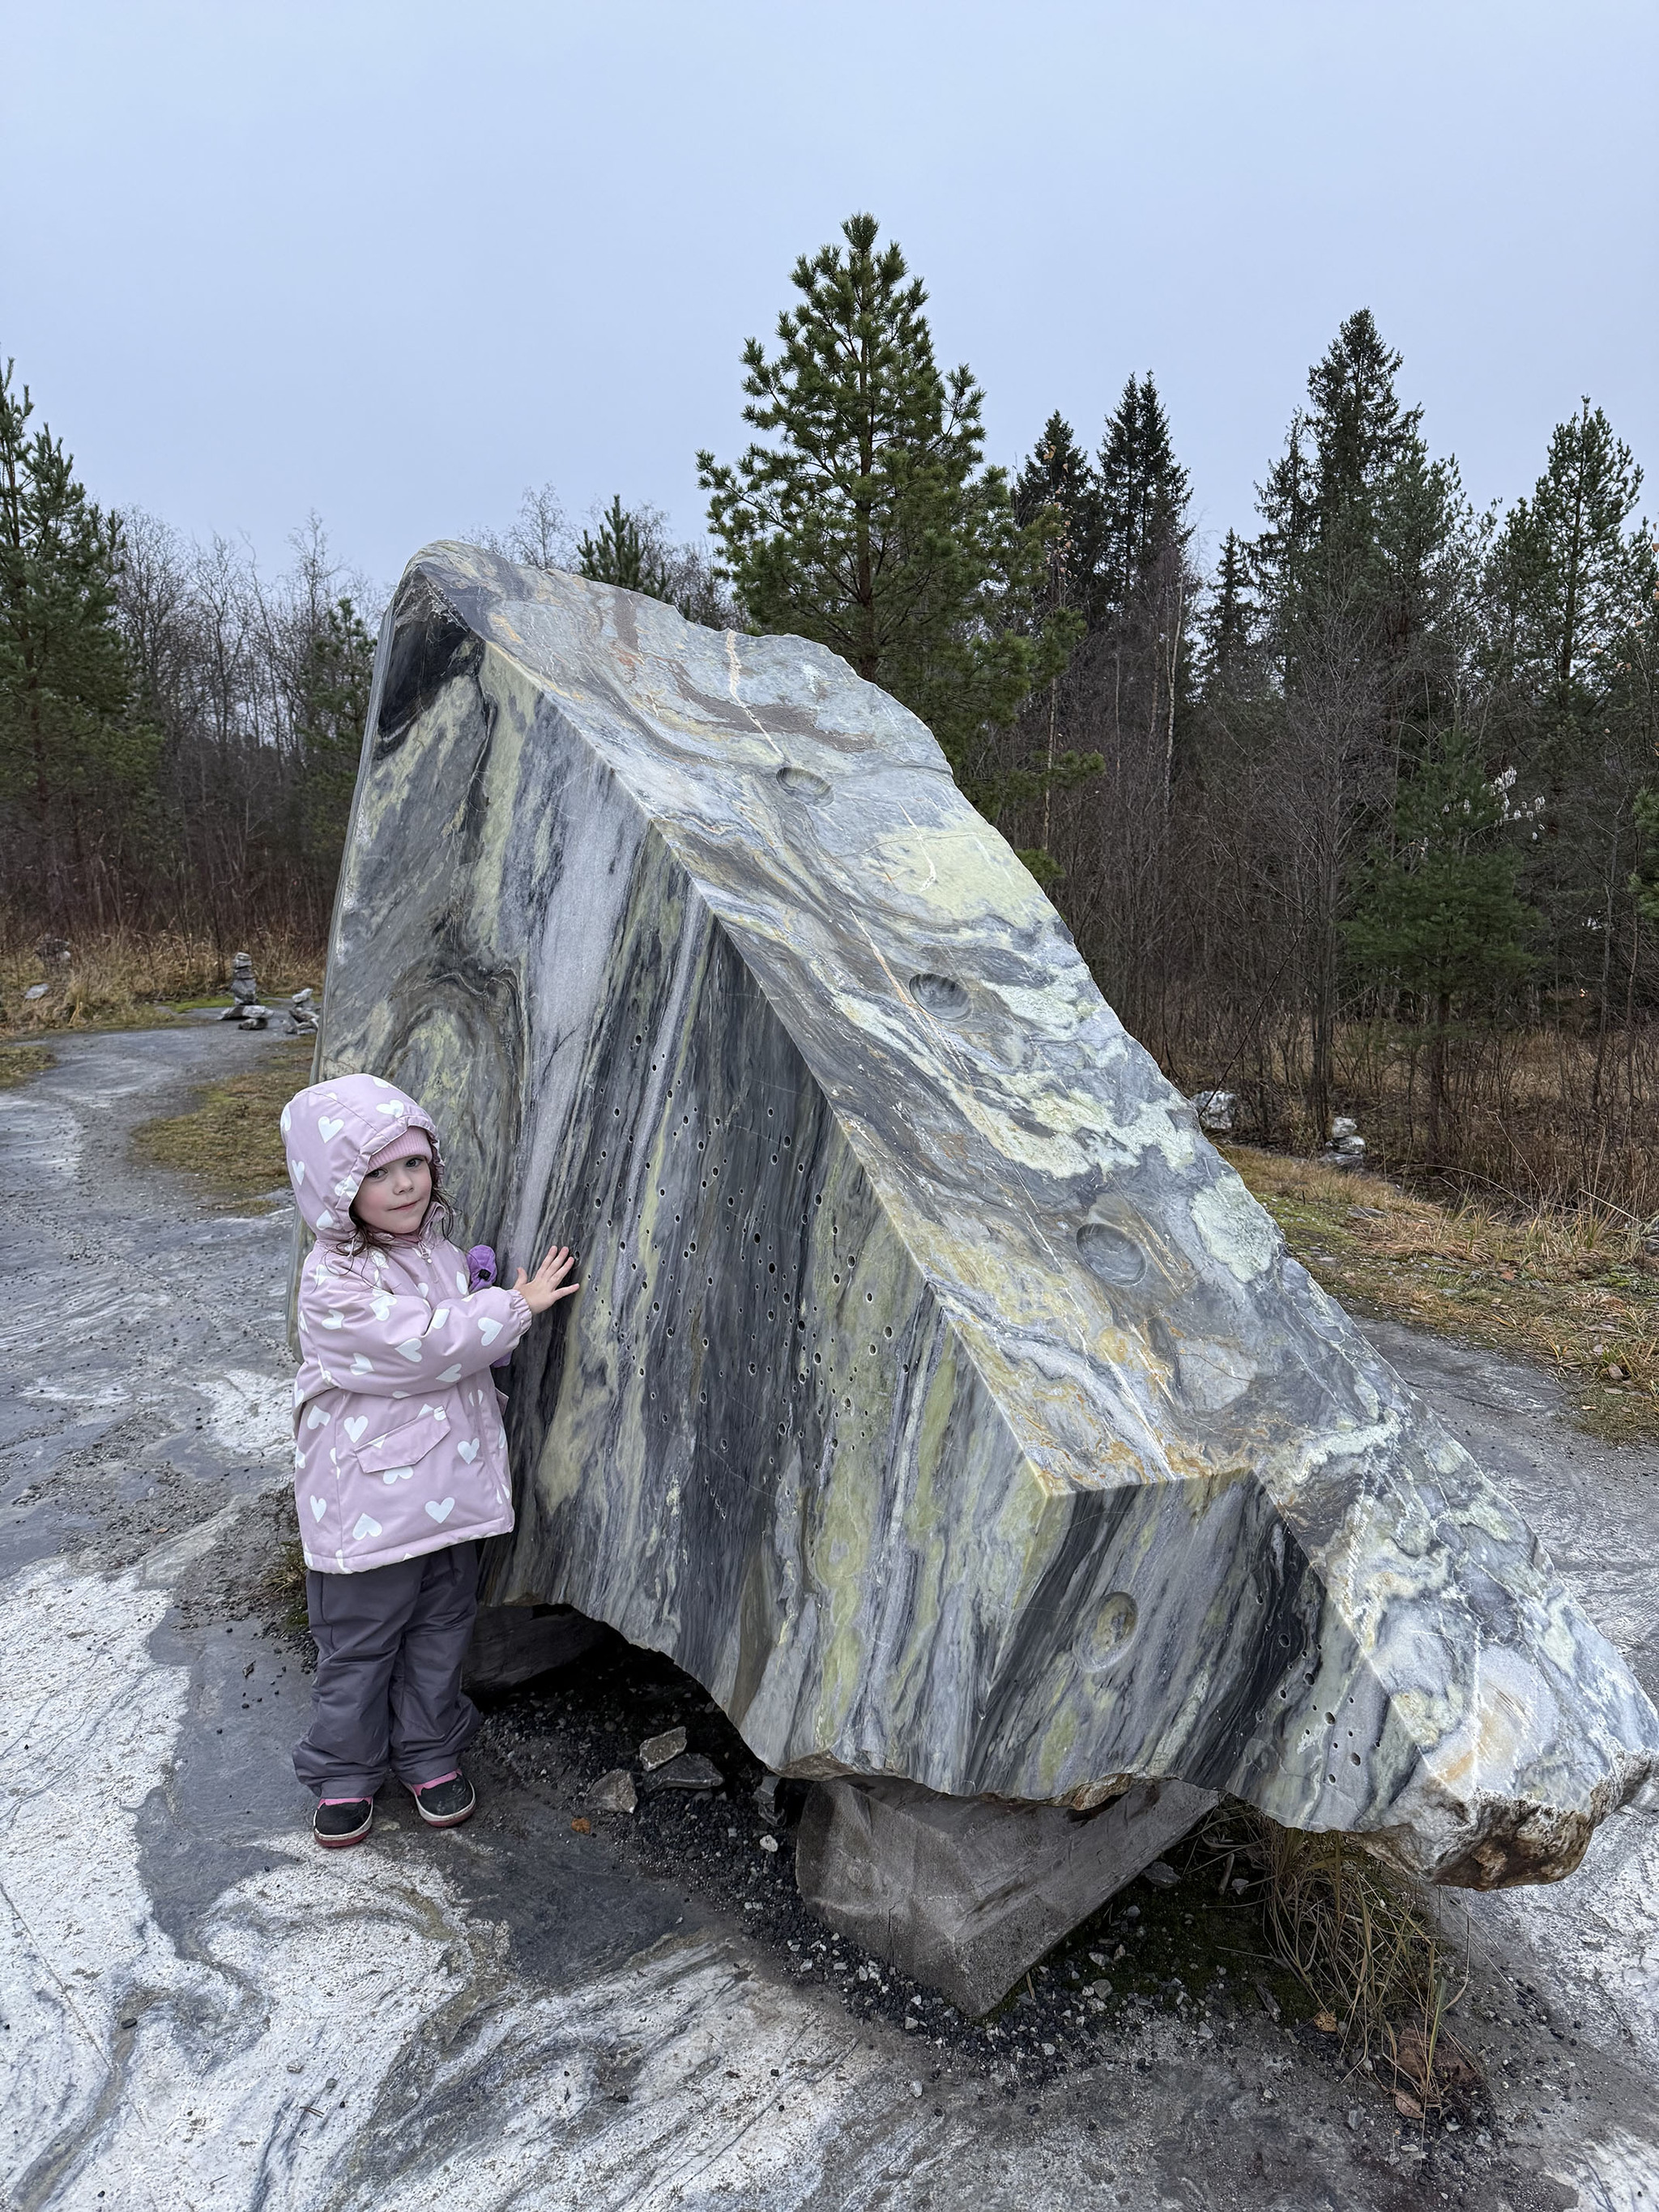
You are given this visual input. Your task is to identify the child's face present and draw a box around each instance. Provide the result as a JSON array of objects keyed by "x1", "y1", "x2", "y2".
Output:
[{"x1": 353, "y1": 1137, "x2": 433, "y2": 1235}]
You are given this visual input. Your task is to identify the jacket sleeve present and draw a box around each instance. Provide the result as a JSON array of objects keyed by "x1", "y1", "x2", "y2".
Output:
[{"x1": 298, "y1": 1275, "x2": 531, "y2": 1395}]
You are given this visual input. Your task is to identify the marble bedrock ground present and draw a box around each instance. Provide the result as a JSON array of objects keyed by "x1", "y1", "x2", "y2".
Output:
[{"x1": 5, "y1": 1022, "x2": 1659, "y2": 2211}]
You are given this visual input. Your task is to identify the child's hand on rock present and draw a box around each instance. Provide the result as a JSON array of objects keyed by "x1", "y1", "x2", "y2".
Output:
[{"x1": 514, "y1": 1245, "x2": 580, "y2": 1315}]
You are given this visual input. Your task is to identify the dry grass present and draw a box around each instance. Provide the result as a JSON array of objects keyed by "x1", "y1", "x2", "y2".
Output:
[
  {"x1": 0, "y1": 1044, "x2": 54, "y2": 1089},
  {"x1": 0, "y1": 929, "x2": 324, "y2": 1041},
  {"x1": 1190, "y1": 1808, "x2": 1480, "y2": 2125},
  {"x1": 130, "y1": 1038, "x2": 317, "y2": 1208},
  {"x1": 1226, "y1": 1144, "x2": 1659, "y2": 1444}
]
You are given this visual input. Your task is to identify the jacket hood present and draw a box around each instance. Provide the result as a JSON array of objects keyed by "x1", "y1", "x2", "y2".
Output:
[{"x1": 280, "y1": 1072, "x2": 443, "y2": 1240}]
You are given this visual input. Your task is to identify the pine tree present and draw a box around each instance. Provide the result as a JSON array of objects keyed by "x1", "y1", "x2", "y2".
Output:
[
  {"x1": 697, "y1": 214, "x2": 1073, "y2": 781},
  {"x1": 1487, "y1": 401, "x2": 1644, "y2": 727},
  {"x1": 1094, "y1": 374, "x2": 1191, "y2": 620},
  {"x1": 577, "y1": 495, "x2": 672, "y2": 599},
  {"x1": 0, "y1": 353, "x2": 155, "y2": 926}
]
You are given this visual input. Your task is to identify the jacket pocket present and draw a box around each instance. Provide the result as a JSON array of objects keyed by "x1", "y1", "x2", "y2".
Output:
[{"x1": 352, "y1": 1406, "x2": 451, "y2": 1478}]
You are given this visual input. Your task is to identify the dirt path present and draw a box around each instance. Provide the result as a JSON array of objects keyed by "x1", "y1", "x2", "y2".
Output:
[{"x1": 3, "y1": 1025, "x2": 1656, "y2": 2211}]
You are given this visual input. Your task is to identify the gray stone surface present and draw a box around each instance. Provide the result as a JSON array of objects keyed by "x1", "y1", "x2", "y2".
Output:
[
  {"x1": 797, "y1": 1774, "x2": 1218, "y2": 2015},
  {"x1": 8, "y1": 1025, "x2": 1659, "y2": 2207},
  {"x1": 308, "y1": 544, "x2": 1659, "y2": 1894}
]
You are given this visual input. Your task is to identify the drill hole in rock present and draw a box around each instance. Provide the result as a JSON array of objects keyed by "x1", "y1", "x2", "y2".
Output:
[
  {"x1": 776, "y1": 765, "x2": 830, "y2": 801},
  {"x1": 1077, "y1": 1222, "x2": 1147, "y2": 1287},
  {"x1": 1080, "y1": 1592, "x2": 1138, "y2": 1671},
  {"x1": 908, "y1": 972, "x2": 970, "y2": 1018}
]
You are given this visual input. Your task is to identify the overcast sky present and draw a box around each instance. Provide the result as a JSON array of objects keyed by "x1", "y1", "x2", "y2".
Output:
[{"x1": 4, "y1": 1, "x2": 1654, "y2": 600}]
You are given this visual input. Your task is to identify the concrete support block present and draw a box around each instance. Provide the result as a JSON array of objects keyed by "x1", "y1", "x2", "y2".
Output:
[{"x1": 795, "y1": 1772, "x2": 1217, "y2": 2016}]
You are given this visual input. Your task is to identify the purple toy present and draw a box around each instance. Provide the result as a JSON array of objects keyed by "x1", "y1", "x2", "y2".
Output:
[{"x1": 467, "y1": 1246, "x2": 512, "y2": 1369}]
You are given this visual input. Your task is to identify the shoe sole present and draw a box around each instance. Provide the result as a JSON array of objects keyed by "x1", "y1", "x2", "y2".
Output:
[
  {"x1": 412, "y1": 1796, "x2": 476, "y2": 1828},
  {"x1": 314, "y1": 1814, "x2": 374, "y2": 1848}
]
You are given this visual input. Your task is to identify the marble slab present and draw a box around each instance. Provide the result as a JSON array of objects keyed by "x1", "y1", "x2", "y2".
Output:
[{"x1": 311, "y1": 545, "x2": 1659, "y2": 1890}]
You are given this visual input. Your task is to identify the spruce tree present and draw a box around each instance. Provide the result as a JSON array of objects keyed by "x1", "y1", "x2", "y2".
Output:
[
  {"x1": 1094, "y1": 374, "x2": 1191, "y2": 620},
  {"x1": 1252, "y1": 309, "x2": 1461, "y2": 688},
  {"x1": 697, "y1": 214, "x2": 1073, "y2": 781},
  {"x1": 1204, "y1": 528, "x2": 1255, "y2": 687},
  {"x1": 295, "y1": 595, "x2": 375, "y2": 889},
  {"x1": 0, "y1": 353, "x2": 155, "y2": 925},
  {"x1": 1346, "y1": 729, "x2": 1533, "y2": 1142},
  {"x1": 1012, "y1": 412, "x2": 1098, "y2": 619}
]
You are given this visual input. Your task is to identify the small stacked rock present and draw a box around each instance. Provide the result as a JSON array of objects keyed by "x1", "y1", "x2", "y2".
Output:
[{"x1": 220, "y1": 952, "x2": 259, "y2": 1021}]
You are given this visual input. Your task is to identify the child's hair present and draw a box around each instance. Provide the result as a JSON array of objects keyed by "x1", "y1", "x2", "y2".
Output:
[{"x1": 344, "y1": 1145, "x2": 456, "y2": 1256}]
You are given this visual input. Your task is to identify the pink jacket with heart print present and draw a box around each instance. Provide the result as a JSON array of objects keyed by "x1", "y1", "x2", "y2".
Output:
[{"x1": 284, "y1": 1072, "x2": 531, "y2": 1574}]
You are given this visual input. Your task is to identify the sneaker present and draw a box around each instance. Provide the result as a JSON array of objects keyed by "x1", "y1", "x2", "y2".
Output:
[
  {"x1": 313, "y1": 1796, "x2": 374, "y2": 1848},
  {"x1": 409, "y1": 1771, "x2": 476, "y2": 1828}
]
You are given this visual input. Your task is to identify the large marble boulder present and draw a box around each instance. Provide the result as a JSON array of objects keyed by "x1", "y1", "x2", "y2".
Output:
[{"x1": 313, "y1": 544, "x2": 1659, "y2": 1890}]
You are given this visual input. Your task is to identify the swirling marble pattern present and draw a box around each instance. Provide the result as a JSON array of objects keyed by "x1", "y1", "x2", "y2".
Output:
[{"x1": 313, "y1": 546, "x2": 1659, "y2": 1887}]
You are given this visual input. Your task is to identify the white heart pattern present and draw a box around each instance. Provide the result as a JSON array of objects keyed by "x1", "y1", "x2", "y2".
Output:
[
  {"x1": 318, "y1": 1115, "x2": 343, "y2": 1140},
  {"x1": 375, "y1": 1100, "x2": 405, "y2": 1115},
  {"x1": 316, "y1": 1209, "x2": 335, "y2": 1230},
  {"x1": 343, "y1": 1415, "x2": 369, "y2": 1443},
  {"x1": 478, "y1": 1315, "x2": 502, "y2": 1346},
  {"x1": 394, "y1": 1339, "x2": 424, "y2": 1363},
  {"x1": 305, "y1": 1404, "x2": 329, "y2": 1430},
  {"x1": 280, "y1": 1104, "x2": 292, "y2": 1134},
  {"x1": 435, "y1": 1364, "x2": 462, "y2": 1383},
  {"x1": 370, "y1": 1293, "x2": 393, "y2": 1322},
  {"x1": 430, "y1": 1306, "x2": 450, "y2": 1329},
  {"x1": 289, "y1": 1157, "x2": 306, "y2": 1185},
  {"x1": 454, "y1": 1270, "x2": 467, "y2": 1294},
  {"x1": 458, "y1": 1438, "x2": 480, "y2": 1463},
  {"x1": 424, "y1": 1498, "x2": 455, "y2": 1522},
  {"x1": 310, "y1": 1495, "x2": 326, "y2": 1522},
  {"x1": 318, "y1": 1311, "x2": 344, "y2": 1330},
  {"x1": 381, "y1": 1466, "x2": 414, "y2": 1484},
  {"x1": 350, "y1": 1353, "x2": 373, "y2": 1373},
  {"x1": 292, "y1": 1445, "x2": 305, "y2": 1468},
  {"x1": 352, "y1": 1513, "x2": 382, "y2": 1540}
]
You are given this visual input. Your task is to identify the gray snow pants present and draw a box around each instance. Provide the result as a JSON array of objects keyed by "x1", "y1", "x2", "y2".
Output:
[{"x1": 292, "y1": 1542, "x2": 481, "y2": 1799}]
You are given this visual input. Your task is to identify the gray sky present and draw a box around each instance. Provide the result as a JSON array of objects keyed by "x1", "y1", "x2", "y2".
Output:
[{"x1": 5, "y1": 0, "x2": 1654, "y2": 600}]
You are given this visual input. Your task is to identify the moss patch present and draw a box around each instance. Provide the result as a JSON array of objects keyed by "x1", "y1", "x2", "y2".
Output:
[
  {"x1": 0, "y1": 1044, "x2": 54, "y2": 1089},
  {"x1": 130, "y1": 1039, "x2": 316, "y2": 1208},
  {"x1": 1226, "y1": 1144, "x2": 1659, "y2": 1445}
]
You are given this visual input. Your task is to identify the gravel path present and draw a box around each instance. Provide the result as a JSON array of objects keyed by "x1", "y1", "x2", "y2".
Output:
[{"x1": 4, "y1": 1024, "x2": 1657, "y2": 2211}]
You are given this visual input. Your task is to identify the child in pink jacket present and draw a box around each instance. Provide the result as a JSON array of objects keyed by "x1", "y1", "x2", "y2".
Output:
[{"x1": 284, "y1": 1072, "x2": 577, "y2": 1848}]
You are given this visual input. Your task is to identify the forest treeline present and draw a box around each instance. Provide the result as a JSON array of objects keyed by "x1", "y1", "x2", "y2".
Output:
[{"x1": 2, "y1": 211, "x2": 1656, "y2": 1206}]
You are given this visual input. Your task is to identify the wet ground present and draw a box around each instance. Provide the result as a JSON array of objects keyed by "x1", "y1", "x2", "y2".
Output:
[{"x1": 3, "y1": 1022, "x2": 1657, "y2": 2210}]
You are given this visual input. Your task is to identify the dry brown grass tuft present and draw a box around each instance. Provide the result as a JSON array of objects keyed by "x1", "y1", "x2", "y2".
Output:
[
  {"x1": 1226, "y1": 1144, "x2": 1659, "y2": 1444},
  {"x1": 0, "y1": 1043, "x2": 54, "y2": 1089},
  {"x1": 0, "y1": 929, "x2": 324, "y2": 1041},
  {"x1": 1192, "y1": 1807, "x2": 1481, "y2": 2125},
  {"x1": 130, "y1": 1038, "x2": 317, "y2": 1208}
]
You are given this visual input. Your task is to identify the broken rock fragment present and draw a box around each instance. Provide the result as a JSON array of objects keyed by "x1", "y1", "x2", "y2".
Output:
[
  {"x1": 589, "y1": 1769, "x2": 638, "y2": 1814},
  {"x1": 640, "y1": 1728, "x2": 688, "y2": 1771}
]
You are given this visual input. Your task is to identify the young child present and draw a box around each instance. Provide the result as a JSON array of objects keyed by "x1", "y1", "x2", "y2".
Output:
[{"x1": 283, "y1": 1072, "x2": 577, "y2": 1848}]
